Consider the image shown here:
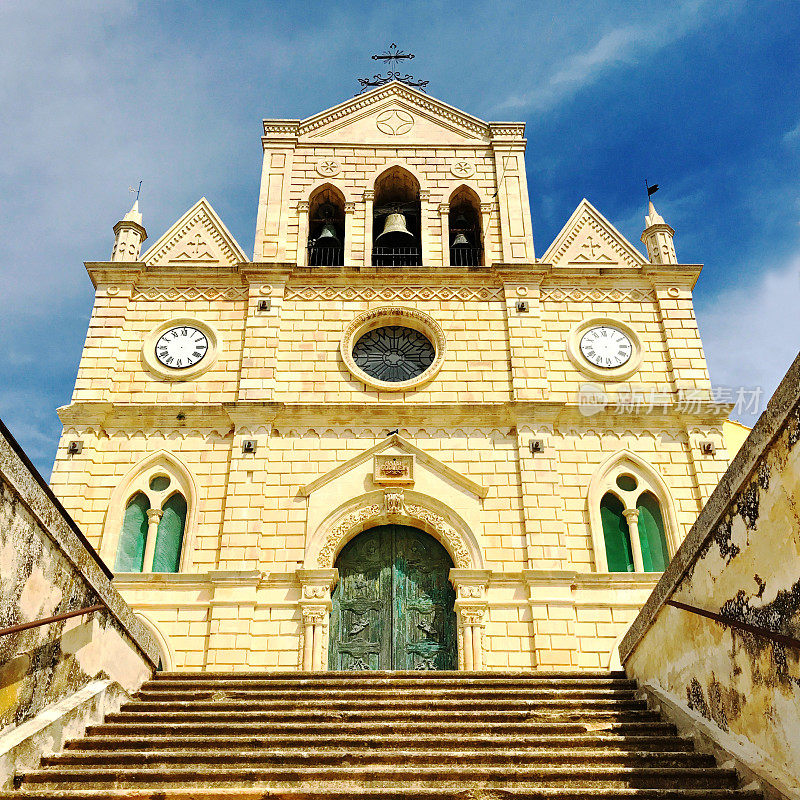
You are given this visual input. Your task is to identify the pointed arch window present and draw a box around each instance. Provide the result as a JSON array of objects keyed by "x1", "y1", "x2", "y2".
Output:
[
  {"x1": 589, "y1": 452, "x2": 677, "y2": 574},
  {"x1": 115, "y1": 493, "x2": 150, "y2": 573},
  {"x1": 152, "y1": 492, "x2": 187, "y2": 573},
  {"x1": 104, "y1": 452, "x2": 196, "y2": 575},
  {"x1": 600, "y1": 492, "x2": 634, "y2": 572}
]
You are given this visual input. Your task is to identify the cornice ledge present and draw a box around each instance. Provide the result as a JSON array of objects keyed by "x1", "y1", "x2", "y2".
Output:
[
  {"x1": 242, "y1": 262, "x2": 296, "y2": 279},
  {"x1": 85, "y1": 262, "x2": 144, "y2": 287}
]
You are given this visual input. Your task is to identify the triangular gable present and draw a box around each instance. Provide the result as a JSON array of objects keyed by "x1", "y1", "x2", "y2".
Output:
[
  {"x1": 296, "y1": 82, "x2": 491, "y2": 143},
  {"x1": 541, "y1": 199, "x2": 647, "y2": 268},
  {"x1": 299, "y1": 434, "x2": 488, "y2": 499},
  {"x1": 141, "y1": 197, "x2": 249, "y2": 267}
]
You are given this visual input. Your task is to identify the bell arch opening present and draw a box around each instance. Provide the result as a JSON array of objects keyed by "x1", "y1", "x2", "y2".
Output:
[
  {"x1": 372, "y1": 167, "x2": 421, "y2": 266},
  {"x1": 308, "y1": 184, "x2": 345, "y2": 266},
  {"x1": 448, "y1": 185, "x2": 483, "y2": 266},
  {"x1": 328, "y1": 524, "x2": 458, "y2": 671}
]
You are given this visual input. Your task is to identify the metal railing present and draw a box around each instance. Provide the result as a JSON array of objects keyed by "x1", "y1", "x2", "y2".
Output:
[
  {"x1": 371, "y1": 247, "x2": 421, "y2": 267},
  {"x1": 666, "y1": 598, "x2": 800, "y2": 650},
  {"x1": 307, "y1": 245, "x2": 343, "y2": 267},
  {"x1": 449, "y1": 247, "x2": 483, "y2": 267},
  {"x1": 0, "y1": 604, "x2": 105, "y2": 638}
]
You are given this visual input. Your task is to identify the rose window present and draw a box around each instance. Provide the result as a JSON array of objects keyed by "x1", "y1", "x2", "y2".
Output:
[{"x1": 352, "y1": 325, "x2": 435, "y2": 382}]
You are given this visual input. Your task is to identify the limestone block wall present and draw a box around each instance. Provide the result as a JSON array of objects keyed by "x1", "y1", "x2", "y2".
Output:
[{"x1": 622, "y1": 352, "x2": 800, "y2": 793}]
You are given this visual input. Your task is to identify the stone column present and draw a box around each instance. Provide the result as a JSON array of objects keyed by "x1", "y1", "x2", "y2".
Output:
[
  {"x1": 438, "y1": 203, "x2": 450, "y2": 266},
  {"x1": 142, "y1": 509, "x2": 163, "y2": 573},
  {"x1": 419, "y1": 189, "x2": 432, "y2": 265},
  {"x1": 623, "y1": 508, "x2": 645, "y2": 573},
  {"x1": 343, "y1": 201, "x2": 356, "y2": 266},
  {"x1": 296, "y1": 200, "x2": 310, "y2": 266},
  {"x1": 450, "y1": 569, "x2": 491, "y2": 671},
  {"x1": 362, "y1": 190, "x2": 374, "y2": 267},
  {"x1": 297, "y1": 568, "x2": 338, "y2": 671}
]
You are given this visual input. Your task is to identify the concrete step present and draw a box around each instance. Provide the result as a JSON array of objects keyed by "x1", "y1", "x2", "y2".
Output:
[
  {"x1": 42, "y1": 749, "x2": 716, "y2": 769},
  {"x1": 67, "y1": 733, "x2": 694, "y2": 752},
  {"x1": 20, "y1": 765, "x2": 741, "y2": 789},
  {"x1": 121, "y1": 697, "x2": 649, "y2": 712},
  {"x1": 135, "y1": 687, "x2": 641, "y2": 701},
  {"x1": 0, "y1": 788, "x2": 766, "y2": 800},
  {"x1": 150, "y1": 670, "x2": 630, "y2": 680},
  {"x1": 143, "y1": 678, "x2": 639, "y2": 690},
  {"x1": 87, "y1": 718, "x2": 678, "y2": 736}
]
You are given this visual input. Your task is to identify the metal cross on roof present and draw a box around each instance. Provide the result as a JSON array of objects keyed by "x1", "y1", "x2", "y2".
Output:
[{"x1": 357, "y1": 43, "x2": 429, "y2": 94}]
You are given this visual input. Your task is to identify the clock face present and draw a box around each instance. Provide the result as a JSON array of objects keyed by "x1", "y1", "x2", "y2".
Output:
[
  {"x1": 155, "y1": 326, "x2": 208, "y2": 369},
  {"x1": 579, "y1": 326, "x2": 632, "y2": 369}
]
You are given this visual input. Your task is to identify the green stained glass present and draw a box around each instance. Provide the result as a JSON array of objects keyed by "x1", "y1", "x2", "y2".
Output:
[
  {"x1": 600, "y1": 492, "x2": 634, "y2": 572},
  {"x1": 152, "y1": 493, "x2": 187, "y2": 573},
  {"x1": 637, "y1": 492, "x2": 670, "y2": 572},
  {"x1": 115, "y1": 493, "x2": 149, "y2": 573}
]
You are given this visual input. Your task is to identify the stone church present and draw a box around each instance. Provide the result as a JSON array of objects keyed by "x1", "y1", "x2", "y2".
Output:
[{"x1": 50, "y1": 81, "x2": 735, "y2": 674}]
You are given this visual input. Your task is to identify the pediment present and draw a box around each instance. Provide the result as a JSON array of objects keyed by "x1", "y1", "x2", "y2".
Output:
[
  {"x1": 141, "y1": 197, "x2": 249, "y2": 268},
  {"x1": 299, "y1": 434, "x2": 488, "y2": 499},
  {"x1": 541, "y1": 199, "x2": 647, "y2": 268},
  {"x1": 295, "y1": 82, "x2": 490, "y2": 144}
]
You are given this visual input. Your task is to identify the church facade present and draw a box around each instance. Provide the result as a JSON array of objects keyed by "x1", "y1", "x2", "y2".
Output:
[{"x1": 51, "y1": 83, "x2": 733, "y2": 673}]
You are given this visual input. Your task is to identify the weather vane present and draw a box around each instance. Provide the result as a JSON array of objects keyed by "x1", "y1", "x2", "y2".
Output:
[
  {"x1": 129, "y1": 180, "x2": 142, "y2": 202},
  {"x1": 357, "y1": 43, "x2": 429, "y2": 94}
]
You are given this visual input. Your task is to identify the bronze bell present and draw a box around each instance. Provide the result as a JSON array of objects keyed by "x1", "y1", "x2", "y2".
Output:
[
  {"x1": 376, "y1": 212, "x2": 414, "y2": 241},
  {"x1": 315, "y1": 222, "x2": 340, "y2": 247},
  {"x1": 451, "y1": 232, "x2": 471, "y2": 247}
]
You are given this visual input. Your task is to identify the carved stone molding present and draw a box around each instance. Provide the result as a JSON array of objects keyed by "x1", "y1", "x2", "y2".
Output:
[
  {"x1": 286, "y1": 286, "x2": 504, "y2": 302},
  {"x1": 132, "y1": 287, "x2": 248, "y2": 302},
  {"x1": 540, "y1": 286, "x2": 655, "y2": 303},
  {"x1": 384, "y1": 488, "x2": 404, "y2": 515},
  {"x1": 315, "y1": 501, "x2": 472, "y2": 570}
]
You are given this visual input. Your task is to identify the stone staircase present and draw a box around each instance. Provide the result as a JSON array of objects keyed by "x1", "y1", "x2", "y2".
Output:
[{"x1": 3, "y1": 671, "x2": 761, "y2": 799}]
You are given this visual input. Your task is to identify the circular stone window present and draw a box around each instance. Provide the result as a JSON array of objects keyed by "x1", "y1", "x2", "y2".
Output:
[
  {"x1": 341, "y1": 307, "x2": 446, "y2": 391},
  {"x1": 352, "y1": 326, "x2": 435, "y2": 383}
]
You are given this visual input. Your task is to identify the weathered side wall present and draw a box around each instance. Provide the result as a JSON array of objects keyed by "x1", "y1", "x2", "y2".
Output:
[
  {"x1": 622, "y1": 352, "x2": 800, "y2": 793},
  {"x1": 0, "y1": 419, "x2": 158, "y2": 785}
]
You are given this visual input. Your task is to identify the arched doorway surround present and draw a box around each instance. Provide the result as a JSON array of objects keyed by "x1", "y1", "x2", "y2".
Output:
[{"x1": 299, "y1": 491, "x2": 489, "y2": 671}]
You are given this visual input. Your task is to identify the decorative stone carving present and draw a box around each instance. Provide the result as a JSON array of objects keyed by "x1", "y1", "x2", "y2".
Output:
[
  {"x1": 459, "y1": 585, "x2": 484, "y2": 599},
  {"x1": 384, "y1": 489, "x2": 404, "y2": 515},
  {"x1": 317, "y1": 504, "x2": 383, "y2": 568},
  {"x1": 316, "y1": 159, "x2": 341, "y2": 177},
  {"x1": 316, "y1": 502, "x2": 472, "y2": 570},
  {"x1": 373, "y1": 454, "x2": 415, "y2": 486},
  {"x1": 403, "y1": 504, "x2": 470, "y2": 568},
  {"x1": 375, "y1": 108, "x2": 414, "y2": 135},
  {"x1": 287, "y1": 286, "x2": 503, "y2": 302},
  {"x1": 458, "y1": 608, "x2": 486, "y2": 625},
  {"x1": 302, "y1": 585, "x2": 327, "y2": 599},
  {"x1": 301, "y1": 606, "x2": 327, "y2": 625},
  {"x1": 450, "y1": 159, "x2": 475, "y2": 178}
]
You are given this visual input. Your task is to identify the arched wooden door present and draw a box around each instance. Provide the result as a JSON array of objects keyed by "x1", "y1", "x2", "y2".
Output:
[{"x1": 329, "y1": 525, "x2": 457, "y2": 670}]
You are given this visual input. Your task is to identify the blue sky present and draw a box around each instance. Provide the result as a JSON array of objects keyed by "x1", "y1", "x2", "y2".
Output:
[{"x1": 1, "y1": 0, "x2": 799, "y2": 475}]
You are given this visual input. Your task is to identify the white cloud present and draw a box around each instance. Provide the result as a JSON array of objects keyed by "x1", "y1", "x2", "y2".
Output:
[
  {"x1": 697, "y1": 255, "x2": 800, "y2": 426},
  {"x1": 495, "y1": 0, "x2": 739, "y2": 113}
]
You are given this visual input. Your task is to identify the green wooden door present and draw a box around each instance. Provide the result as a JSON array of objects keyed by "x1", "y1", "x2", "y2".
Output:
[{"x1": 329, "y1": 525, "x2": 457, "y2": 671}]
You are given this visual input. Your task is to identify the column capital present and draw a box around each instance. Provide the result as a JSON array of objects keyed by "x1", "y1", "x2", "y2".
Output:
[
  {"x1": 437, "y1": 202, "x2": 450, "y2": 214},
  {"x1": 623, "y1": 508, "x2": 640, "y2": 524},
  {"x1": 296, "y1": 200, "x2": 310, "y2": 212},
  {"x1": 146, "y1": 508, "x2": 163, "y2": 523},
  {"x1": 343, "y1": 202, "x2": 356, "y2": 213}
]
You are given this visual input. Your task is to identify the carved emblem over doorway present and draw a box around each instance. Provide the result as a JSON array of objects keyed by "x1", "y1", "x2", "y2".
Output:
[{"x1": 374, "y1": 454, "x2": 414, "y2": 486}]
